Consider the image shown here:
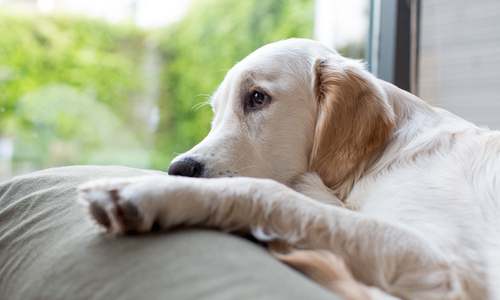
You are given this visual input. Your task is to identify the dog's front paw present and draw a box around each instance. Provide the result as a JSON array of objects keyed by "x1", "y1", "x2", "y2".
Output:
[{"x1": 78, "y1": 178, "x2": 156, "y2": 234}]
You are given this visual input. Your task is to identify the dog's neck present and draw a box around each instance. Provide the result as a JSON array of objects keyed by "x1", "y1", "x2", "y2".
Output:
[{"x1": 380, "y1": 80, "x2": 438, "y2": 133}]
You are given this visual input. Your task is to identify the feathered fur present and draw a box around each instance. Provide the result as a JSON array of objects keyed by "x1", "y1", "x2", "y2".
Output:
[{"x1": 79, "y1": 39, "x2": 500, "y2": 300}]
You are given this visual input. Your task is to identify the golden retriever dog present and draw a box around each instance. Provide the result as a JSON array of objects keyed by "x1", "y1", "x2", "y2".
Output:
[{"x1": 79, "y1": 39, "x2": 500, "y2": 300}]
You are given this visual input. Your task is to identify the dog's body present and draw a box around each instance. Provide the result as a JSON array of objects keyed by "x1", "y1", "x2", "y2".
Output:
[{"x1": 79, "y1": 39, "x2": 500, "y2": 300}]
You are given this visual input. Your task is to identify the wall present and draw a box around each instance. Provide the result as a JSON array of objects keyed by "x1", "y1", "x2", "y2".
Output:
[{"x1": 418, "y1": 0, "x2": 500, "y2": 129}]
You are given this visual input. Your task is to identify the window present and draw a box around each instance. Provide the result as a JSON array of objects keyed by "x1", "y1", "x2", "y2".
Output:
[
  {"x1": 0, "y1": 0, "x2": 315, "y2": 179},
  {"x1": 368, "y1": 0, "x2": 500, "y2": 129},
  {"x1": 418, "y1": 0, "x2": 500, "y2": 129}
]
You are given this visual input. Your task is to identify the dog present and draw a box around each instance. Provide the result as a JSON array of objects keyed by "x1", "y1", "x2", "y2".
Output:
[{"x1": 79, "y1": 38, "x2": 500, "y2": 300}]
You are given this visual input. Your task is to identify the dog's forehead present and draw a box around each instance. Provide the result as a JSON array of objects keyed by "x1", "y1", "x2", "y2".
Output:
[
  {"x1": 246, "y1": 39, "x2": 336, "y2": 64},
  {"x1": 211, "y1": 39, "x2": 337, "y2": 110},
  {"x1": 232, "y1": 39, "x2": 338, "y2": 78},
  {"x1": 240, "y1": 43, "x2": 308, "y2": 70}
]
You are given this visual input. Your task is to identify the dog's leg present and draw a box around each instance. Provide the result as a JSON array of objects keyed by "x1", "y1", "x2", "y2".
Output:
[
  {"x1": 272, "y1": 248, "x2": 401, "y2": 300},
  {"x1": 79, "y1": 176, "x2": 470, "y2": 300}
]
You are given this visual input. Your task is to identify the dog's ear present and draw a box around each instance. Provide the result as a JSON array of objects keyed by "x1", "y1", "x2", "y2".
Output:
[{"x1": 310, "y1": 58, "x2": 395, "y2": 192}]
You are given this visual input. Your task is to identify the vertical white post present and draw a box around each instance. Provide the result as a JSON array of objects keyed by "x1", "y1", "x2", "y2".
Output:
[{"x1": 0, "y1": 137, "x2": 13, "y2": 178}]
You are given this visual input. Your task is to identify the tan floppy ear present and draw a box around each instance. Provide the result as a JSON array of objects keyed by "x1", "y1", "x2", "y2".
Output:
[{"x1": 310, "y1": 58, "x2": 395, "y2": 193}]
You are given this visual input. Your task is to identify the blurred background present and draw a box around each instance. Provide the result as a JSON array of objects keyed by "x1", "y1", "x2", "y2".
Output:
[{"x1": 0, "y1": 0, "x2": 499, "y2": 179}]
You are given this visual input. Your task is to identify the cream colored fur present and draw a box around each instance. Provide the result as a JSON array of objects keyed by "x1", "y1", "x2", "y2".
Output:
[{"x1": 79, "y1": 39, "x2": 500, "y2": 300}]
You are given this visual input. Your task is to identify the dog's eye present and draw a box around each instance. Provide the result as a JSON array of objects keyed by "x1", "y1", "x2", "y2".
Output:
[{"x1": 247, "y1": 91, "x2": 269, "y2": 109}]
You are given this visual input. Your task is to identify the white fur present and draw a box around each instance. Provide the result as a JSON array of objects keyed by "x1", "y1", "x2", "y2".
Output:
[{"x1": 80, "y1": 39, "x2": 500, "y2": 300}]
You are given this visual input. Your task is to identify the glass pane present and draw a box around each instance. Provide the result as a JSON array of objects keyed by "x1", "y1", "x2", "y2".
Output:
[
  {"x1": 0, "y1": 0, "x2": 315, "y2": 180},
  {"x1": 418, "y1": 0, "x2": 500, "y2": 129},
  {"x1": 314, "y1": 0, "x2": 370, "y2": 59}
]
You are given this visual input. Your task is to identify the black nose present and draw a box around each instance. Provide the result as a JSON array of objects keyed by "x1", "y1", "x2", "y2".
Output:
[{"x1": 167, "y1": 157, "x2": 204, "y2": 177}]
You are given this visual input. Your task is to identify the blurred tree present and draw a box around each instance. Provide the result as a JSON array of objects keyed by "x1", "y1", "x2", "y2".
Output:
[
  {"x1": 0, "y1": 0, "x2": 315, "y2": 174},
  {"x1": 14, "y1": 84, "x2": 149, "y2": 169},
  {"x1": 0, "y1": 12, "x2": 145, "y2": 122},
  {"x1": 153, "y1": 0, "x2": 314, "y2": 169},
  {"x1": 0, "y1": 12, "x2": 150, "y2": 172}
]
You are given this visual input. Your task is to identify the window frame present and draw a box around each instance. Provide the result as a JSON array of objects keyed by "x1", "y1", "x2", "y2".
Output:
[{"x1": 367, "y1": 0, "x2": 421, "y2": 93}]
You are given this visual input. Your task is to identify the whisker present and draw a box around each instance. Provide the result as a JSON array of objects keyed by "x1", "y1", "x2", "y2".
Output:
[
  {"x1": 229, "y1": 154, "x2": 245, "y2": 170},
  {"x1": 191, "y1": 94, "x2": 214, "y2": 111},
  {"x1": 234, "y1": 165, "x2": 262, "y2": 172},
  {"x1": 191, "y1": 100, "x2": 212, "y2": 111},
  {"x1": 194, "y1": 94, "x2": 213, "y2": 100},
  {"x1": 227, "y1": 154, "x2": 264, "y2": 174}
]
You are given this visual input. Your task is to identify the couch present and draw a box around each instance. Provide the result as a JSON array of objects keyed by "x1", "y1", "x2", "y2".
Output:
[{"x1": 0, "y1": 166, "x2": 341, "y2": 300}]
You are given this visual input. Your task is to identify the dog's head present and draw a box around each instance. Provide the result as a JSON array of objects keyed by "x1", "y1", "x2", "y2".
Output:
[{"x1": 168, "y1": 39, "x2": 395, "y2": 193}]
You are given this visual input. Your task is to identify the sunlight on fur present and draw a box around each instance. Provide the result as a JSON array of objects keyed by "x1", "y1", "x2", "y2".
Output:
[{"x1": 80, "y1": 39, "x2": 500, "y2": 300}]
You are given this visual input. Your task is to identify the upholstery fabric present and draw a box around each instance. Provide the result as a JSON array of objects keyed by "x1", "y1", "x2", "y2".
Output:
[{"x1": 0, "y1": 166, "x2": 338, "y2": 300}]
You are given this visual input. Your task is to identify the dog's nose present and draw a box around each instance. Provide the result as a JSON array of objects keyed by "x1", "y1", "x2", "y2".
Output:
[{"x1": 167, "y1": 157, "x2": 204, "y2": 177}]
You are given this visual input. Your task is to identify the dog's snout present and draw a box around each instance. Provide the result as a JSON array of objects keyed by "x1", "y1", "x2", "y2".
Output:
[{"x1": 167, "y1": 158, "x2": 204, "y2": 177}]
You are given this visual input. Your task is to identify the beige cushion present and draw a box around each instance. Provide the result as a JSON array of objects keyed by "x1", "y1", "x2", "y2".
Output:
[{"x1": 0, "y1": 166, "x2": 339, "y2": 300}]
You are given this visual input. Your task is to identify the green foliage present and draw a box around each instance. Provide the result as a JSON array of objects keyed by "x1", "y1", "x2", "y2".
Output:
[
  {"x1": 153, "y1": 0, "x2": 314, "y2": 168},
  {"x1": 0, "y1": 12, "x2": 145, "y2": 123},
  {"x1": 14, "y1": 84, "x2": 148, "y2": 169},
  {"x1": 0, "y1": 1, "x2": 314, "y2": 173},
  {"x1": 0, "y1": 11, "x2": 149, "y2": 171}
]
